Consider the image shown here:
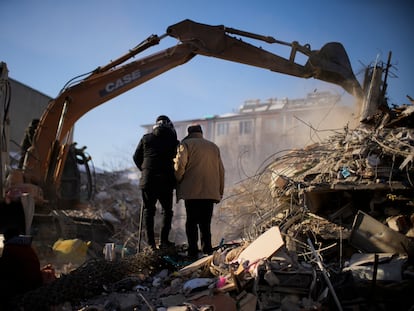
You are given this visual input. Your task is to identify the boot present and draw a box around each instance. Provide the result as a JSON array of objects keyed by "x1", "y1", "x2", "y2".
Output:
[{"x1": 145, "y1": 217, "x2": 156, "y2": 250}]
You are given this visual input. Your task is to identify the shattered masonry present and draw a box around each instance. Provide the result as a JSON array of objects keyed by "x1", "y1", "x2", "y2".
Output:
[{"x1": 13, "y1": 101, "x2": 414, "y2": 310}]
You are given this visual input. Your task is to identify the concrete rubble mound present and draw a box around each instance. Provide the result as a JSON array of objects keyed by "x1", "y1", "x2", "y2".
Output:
[{"x1": 12, "y1": 104, "x2": 414, "y2": 310}]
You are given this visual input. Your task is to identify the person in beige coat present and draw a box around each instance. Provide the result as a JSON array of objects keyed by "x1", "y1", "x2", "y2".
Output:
[{"x1": 174, "y1": 124, "x2": 224, "y2": 258}]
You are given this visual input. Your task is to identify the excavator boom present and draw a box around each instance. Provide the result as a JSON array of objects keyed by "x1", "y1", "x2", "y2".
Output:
[
  {"x1": 166, "y1": 20, "x2": 362, "y2": 96},
  {"x1": 17, "y1": 19, "x2": 362, "y2": 204}
]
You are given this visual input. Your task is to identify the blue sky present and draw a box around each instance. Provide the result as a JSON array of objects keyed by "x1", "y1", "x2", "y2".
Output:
[{"x1": 1, "y1": 1, "x2": 412, "y2": 170}]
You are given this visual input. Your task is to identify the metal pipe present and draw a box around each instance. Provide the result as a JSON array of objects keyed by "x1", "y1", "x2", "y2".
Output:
[{"x1": 307, "y1": 238, "x2": 343, "y2": 311}]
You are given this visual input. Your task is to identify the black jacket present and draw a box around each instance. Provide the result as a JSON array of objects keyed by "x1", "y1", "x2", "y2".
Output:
[{"x1": 133, "y1": 125, "x2": 179, "y2": 190}]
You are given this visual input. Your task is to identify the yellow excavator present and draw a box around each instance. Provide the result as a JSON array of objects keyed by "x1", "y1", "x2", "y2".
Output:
[{"x1": 0, "y1": 19, "x2": 363, "y2": 242}]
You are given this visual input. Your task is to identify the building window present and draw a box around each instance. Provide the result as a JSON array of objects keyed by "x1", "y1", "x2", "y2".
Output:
[
  {"x1": 264, "y1": 118, "x2": 278, "y2": 133},
  {"x1": 217, "y1": 122, "x2": 229, "y2": 136},
  {"x1": 239, "y1": 120, "x2": 253, "y2": 135}
]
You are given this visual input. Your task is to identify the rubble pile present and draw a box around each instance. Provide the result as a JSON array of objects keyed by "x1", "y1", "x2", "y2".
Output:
[
  {"x1": 18, "y1": 104, "x2": 414, "y2": 310},
  {"x1": 267, "y1": 124, "x2": 413, "y2": 193},
  {"x1": 256, "y1": 104, "x2": 413, "y2": 232},
  {"x1": 228, "y1": 104, "x2": 414, "y2": 309},
  {"x1": 55, "y1": 168, "x2": 145, "y2": 253},
  {"x1": 13, "y1": 248, "x2": 171, "y2": 310}
]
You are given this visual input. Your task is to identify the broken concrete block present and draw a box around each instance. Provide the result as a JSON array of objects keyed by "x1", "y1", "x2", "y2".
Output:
[
  {"x1": 350, "y1": 210, "x2": 414, "y2": 255},
  {"x1": 343, "y1": 253, "x2": 407, "y2": 281}
]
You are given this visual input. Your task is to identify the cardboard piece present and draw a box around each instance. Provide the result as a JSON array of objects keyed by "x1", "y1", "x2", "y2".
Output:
[{"x1": 237, "y1": 226, "x2": 284, "y2": 265}]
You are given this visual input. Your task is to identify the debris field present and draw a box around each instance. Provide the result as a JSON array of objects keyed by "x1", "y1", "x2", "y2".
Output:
[{"x1": 9, "y1": 103, "x2": 414, "y2": 311}]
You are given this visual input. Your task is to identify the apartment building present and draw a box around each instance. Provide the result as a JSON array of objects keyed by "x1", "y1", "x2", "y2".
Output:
[{"x1": 144, "y1": 91, "x2": 356, "y2": 184}]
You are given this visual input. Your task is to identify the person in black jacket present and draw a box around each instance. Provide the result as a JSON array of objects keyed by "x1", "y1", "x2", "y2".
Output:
[{"x1": 133, "y1": 115, "x2": 179, "y2": 249}]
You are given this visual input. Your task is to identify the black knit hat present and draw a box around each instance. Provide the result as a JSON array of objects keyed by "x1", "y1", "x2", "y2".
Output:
[
  {"x1": 156, "y1": 115, "x2": 171, "y2": 123},
  {"x1": 187, "y1": 124, "x2": 203, "y2": 134},
  {"x1": 154, "y1": 115, "x2": 174, "y2": 131}
]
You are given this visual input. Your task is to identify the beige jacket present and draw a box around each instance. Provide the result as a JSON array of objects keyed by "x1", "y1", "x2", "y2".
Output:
[{"x1": 174, "y1": 132, "x2": 225, "y2": 202}]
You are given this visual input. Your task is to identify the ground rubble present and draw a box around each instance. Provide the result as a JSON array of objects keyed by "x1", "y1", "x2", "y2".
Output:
[
  {"x1": 16, "y1": 217, "x2": 414, "y2": 310},
  {"x1": 16, "y1": 104, "x2": 414, "y2": 310}
]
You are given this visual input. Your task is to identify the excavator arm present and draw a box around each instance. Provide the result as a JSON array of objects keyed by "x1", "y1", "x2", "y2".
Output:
[
  {"x1": 18, "y1": 19, "x2": 362, "y2": 204},
  {"x1": 167, "y1": 20, "x2": 362, "y2": 96}
]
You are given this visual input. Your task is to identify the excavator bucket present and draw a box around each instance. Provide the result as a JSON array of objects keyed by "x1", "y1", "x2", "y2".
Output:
[{"x1": 306, "y1": 42, "x2": 363, "y2": 98}]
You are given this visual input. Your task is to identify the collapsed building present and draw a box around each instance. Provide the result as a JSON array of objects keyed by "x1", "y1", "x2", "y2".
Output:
[
  {"x1": 3, "y1": 55, "x2": 414, "y2": 310},
  {"x1": 15, "y1": 97, "x2": 413, "y2": 310}
]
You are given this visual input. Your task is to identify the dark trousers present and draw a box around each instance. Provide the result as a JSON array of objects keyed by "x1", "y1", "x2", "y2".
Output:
[
  {"x1": 185, "y1": 199, "x2": 214, "y2": 256},
  {"x1": 142, "y1": 188, "x2": 173, "y2": 247}
]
